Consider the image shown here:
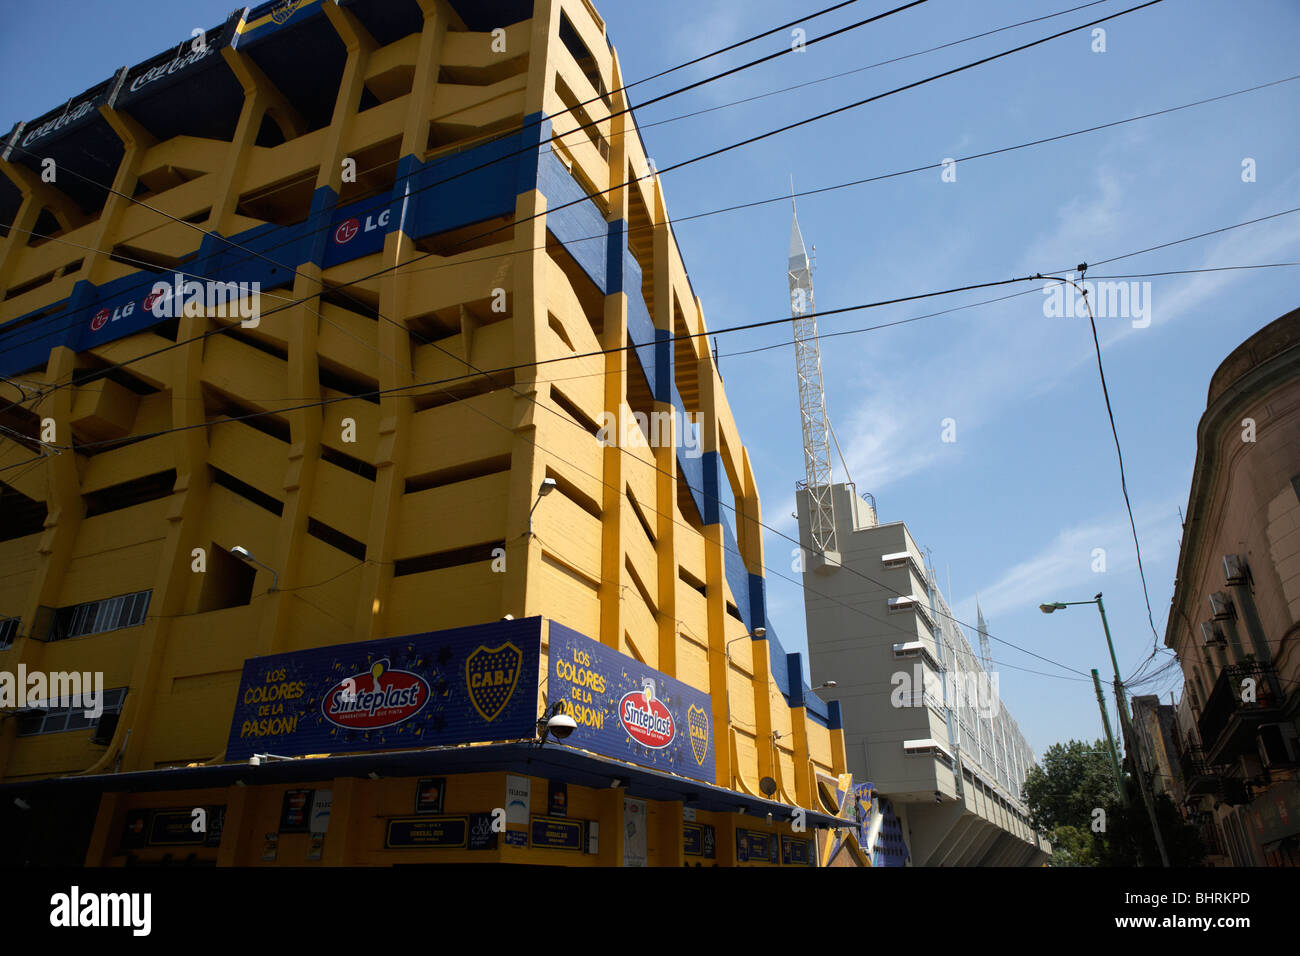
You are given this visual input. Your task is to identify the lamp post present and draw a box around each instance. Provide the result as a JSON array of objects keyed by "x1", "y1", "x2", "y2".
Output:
[
  {"x1": 230, "y1": 546, "x2": 278, "y2": 592},
  {"x1": 723, "y1": 627, "x2": 765, "y2": 787},
  {"x1": 528, "y1": 477, "x2": 557, "y2": 536},
  {"x1": 1041, "y1": 593, "x2": 1170, "y2": 867}
]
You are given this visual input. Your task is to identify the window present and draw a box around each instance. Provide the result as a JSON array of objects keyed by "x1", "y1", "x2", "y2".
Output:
[
  {"x1": 0, "y1": 616, "x2": 18, "y2": 649},
  {"x1": 44, "y1": 591, "x2": 151, "y2": 641},
  {"x1": 15, "y1": 687, "x2": 127, "y2": 737}
]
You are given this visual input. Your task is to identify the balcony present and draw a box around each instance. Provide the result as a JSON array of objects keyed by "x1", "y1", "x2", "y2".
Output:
[
  {"x1": 1179, "y1": 747, "x2": 1221, "y2": 796},
  {"x1": 1198, "y1": 662, "x2": 1283, "y2": 763}
]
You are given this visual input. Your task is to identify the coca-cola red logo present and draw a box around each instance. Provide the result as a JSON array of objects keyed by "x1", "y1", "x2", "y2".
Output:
[
  {"x1": 90, "y1": 308, "x2": 110, "y2": 331},
  {"x1": 321, "y1": 659, "x2": 429, "y2": 731},
  {"x1": 333, "y1": 218, "x2": 360, "y2": 245},
  {"x1": 619, "y1": 688, "x2": 675, "y2": 749}
]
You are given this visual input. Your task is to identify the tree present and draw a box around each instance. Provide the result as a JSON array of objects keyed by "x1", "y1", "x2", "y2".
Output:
[
  {"x1": 1022, "y1": 739, "x2": 1117, "y2": 833},
  {"x1": 1023, "y1": 738, "x2": 1207, "y2": 867},
  {"x1": 1095, "y1": 781, "x2": 1206, "y2": 867},
  {"x1": 1044, "y1": 824, "x2": 1098, "y2": 867}
]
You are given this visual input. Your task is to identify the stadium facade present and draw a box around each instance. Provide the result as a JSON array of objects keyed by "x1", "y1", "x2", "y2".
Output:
[{"x1": 0, "y1": 0, "x2": 867, "y2": 867}]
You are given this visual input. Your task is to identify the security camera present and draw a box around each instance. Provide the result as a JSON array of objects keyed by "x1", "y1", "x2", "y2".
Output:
[{"x1": 547, "y1": 712, "x2": 577, "y2": 740}]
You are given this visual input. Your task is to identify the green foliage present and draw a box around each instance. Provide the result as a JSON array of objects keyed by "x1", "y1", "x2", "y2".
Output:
[
  {"x1": 1021, "y1": 739, "x2": 1116, "y2": 832},
  {"x1": 1024, "y1": 738, "x2": 1208, "y2": 867},
  {"x1": 1045, "y1": 824, "x2": 1097, "y2": 867},
  {"x1": 1096, "y1": 784, "x2": 1207, "y2": 867}
]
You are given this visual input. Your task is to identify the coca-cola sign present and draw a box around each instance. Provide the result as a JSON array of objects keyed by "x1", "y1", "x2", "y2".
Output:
[
  {"x1": 120, "y1": 15, "x2": 238, "y2": 104},
  {"x1": 16, "y1": 72, "x2": 121, "y2": 151}
]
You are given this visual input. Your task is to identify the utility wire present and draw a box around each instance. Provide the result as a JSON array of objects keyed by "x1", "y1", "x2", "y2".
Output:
[
  {"x1": 0, "y1": 0, "x2": 1108, "y2": 339},
  {"x1": 0, "y1": 0, "x2": 930, "y2": 362},
  {"x1": 630, "y1": 0, "x2": 1112, "y2": 137},
  {"x1": 5, "y1": 69, "x2": 1292, "y2": 369},
  {"x1": 1043, "y1": 271, "x2": 1163, "y2": 655},
  {"x1": 4, "y1": 0, "x2": 1164, "y2": 373}
]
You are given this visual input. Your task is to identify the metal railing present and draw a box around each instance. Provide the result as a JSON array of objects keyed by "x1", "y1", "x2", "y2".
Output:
[{"x1": 1198, "y1": 661, "x2": 1280, "y2": 754}]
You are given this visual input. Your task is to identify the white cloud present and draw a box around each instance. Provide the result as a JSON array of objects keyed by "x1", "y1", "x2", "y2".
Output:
[{"x1": 951, "y1": 498, "x2": 1182, "y2": 624}]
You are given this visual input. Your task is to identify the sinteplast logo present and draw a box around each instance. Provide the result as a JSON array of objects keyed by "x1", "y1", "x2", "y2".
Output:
[{"x1": 49, "y1": 887, "x2": 150, "y2": 936}]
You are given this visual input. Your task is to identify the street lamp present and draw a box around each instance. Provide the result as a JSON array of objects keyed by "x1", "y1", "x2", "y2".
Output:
[
  {"x1": 725, "y1": 626, "x2": 765, "y2": 662},
  {"x1": 1039, "y1": 592, "x2": 1170, "y2": 867},
  {"x1": 230, "y1": 546, "x2": 278, "y2": 592},
  {"x1": 528, "y1": 477, "x2": 557, "y2": 536}
]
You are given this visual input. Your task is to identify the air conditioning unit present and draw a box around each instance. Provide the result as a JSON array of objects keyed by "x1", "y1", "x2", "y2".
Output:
[
  {"x1": 1257, "y1": 723, "x2": 1299, "y2": 769},
  {"x1": 1223, "y1": 554, "x2": 1249, "y2": 586},
  {"x1": 89, "y1": 712, "x2": 119, "y2": 746},
  {"x1": 1208, "y1": 591, "x2": 1234, "y2": 621},
  {"x1": 1200, "y1": 622, "x2": 1226, "y2": 647}
]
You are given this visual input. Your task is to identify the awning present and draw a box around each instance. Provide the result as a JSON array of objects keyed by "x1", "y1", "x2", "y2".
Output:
[{"x1": 0, "y1": 742, "x2": 851, "y2": 830}]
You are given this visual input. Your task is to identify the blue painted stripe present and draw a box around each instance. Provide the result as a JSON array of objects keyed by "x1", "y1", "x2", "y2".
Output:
[
  {"x1": 1, "y1": 114, "x2": 556, "y2": 375},
  {"x1": 539, "y1": 151, "x2": 606, "y2": 292},
  {"x1": 787, "y1": 653, "x2": 805, "y2": 708}
]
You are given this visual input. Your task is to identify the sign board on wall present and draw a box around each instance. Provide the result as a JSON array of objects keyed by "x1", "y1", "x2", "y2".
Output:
[
  {"x1": 623, "y1": 798, "x2": 647, "y2": 867},
  {"x1": 121, "y1": 806, "x2": 225, "y2": 850},
  {"x1": 683, "y1": 822, "x2": 715, "y2": 859},
  {"x1": 505, "y1": 775, "x2": 531, "y2": 825},
  {"x1": 310, "y1": 790, "x2": 332, "y2": 833},
  {"x1": 547, "y1": 623, "x2": 715, "y2": 783},
  {"x1": 225, "y1": 618, "x2": 542, "y2": 759},
  {"x1": 386, "y1": 816, "x2": 467, "y2": 849},
  {"x1": 116, "y1": 13, "x2": 239, "y2": 106}
]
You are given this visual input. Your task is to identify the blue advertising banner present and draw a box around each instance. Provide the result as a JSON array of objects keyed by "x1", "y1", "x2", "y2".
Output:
[
  {"x1": 225, "y1": 617, "x2": 542, "y2": 759},
  {"x1": 547, "y1": 623, "x2": 715, "y2": 784}
]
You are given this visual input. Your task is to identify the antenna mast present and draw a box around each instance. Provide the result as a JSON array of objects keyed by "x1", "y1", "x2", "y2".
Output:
[
  {"x1": 977, "y1": 599, "x2": 994, "y2": 674},
  {"x1": 788, "y1": 182, "x2": 838, "y2": 559}
]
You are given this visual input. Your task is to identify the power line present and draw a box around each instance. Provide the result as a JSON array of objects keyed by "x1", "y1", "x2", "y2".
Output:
[
  {"x1": 631, "y1": 0, "x2": 1113, "y2": 136},
  {"x1": 6, "y1": 69, "x2": 1293, "y2": 373},
  {"x1": 0, "y1": 0, "x2": 931, "y2": 362},
  {"x1": 0, "y1": 0, "x2": 1120, "y2": 352},
  {"x1": 16, "y1": 0, "x2": 1159, "y2": 373},
  {"x1": 0, "y1": 5, "x2": 1274, "y2": 686},
  {"x1": 1046, "y1": 269, "x2": 1164, "y2": 653}
]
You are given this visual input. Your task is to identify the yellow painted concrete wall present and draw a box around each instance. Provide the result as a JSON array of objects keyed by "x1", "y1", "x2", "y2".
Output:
[{"x1": 0, "y1": 0, "x2": 842, "y2": 831}]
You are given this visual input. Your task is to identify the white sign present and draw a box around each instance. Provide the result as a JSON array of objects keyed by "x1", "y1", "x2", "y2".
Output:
[
  {"x1": 309, "y1": 790, "x2": 332, "y2": 833},
  {"x1": 506, "y1": 775, "x2": 531, "y2": 825},
  {"x1": 624, "y1": 798, "x2": 647, "y2": 867}
]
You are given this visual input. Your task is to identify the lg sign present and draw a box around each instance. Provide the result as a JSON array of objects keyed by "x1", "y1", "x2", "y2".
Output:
[
  {"x1": 88, "y1": 299, "x2": 136, "y2": 332},
  {"x1": 333, "y1": 210, "x2": 390, "y2": 245}
]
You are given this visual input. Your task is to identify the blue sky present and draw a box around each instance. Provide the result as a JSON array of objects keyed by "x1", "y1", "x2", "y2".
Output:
[{"x1": 3, "y1": 0, "x2": 1297, "y2": 758}]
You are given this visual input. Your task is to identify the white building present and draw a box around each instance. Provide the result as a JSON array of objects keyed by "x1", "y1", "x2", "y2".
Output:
[{"x1": 797, "y1": 483, "x2": 1049, "y2": 866}]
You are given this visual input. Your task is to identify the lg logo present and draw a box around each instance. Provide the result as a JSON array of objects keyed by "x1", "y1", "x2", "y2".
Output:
[
  {"x1": 332, "y1": 210, "x2": 390, "y2": 245},
  {"x1": 89, "y1": 300, "x2": 135, "y2": 332},
  {"x1": 334, "y1": 218, "x2": 359, "y2": 244}
]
